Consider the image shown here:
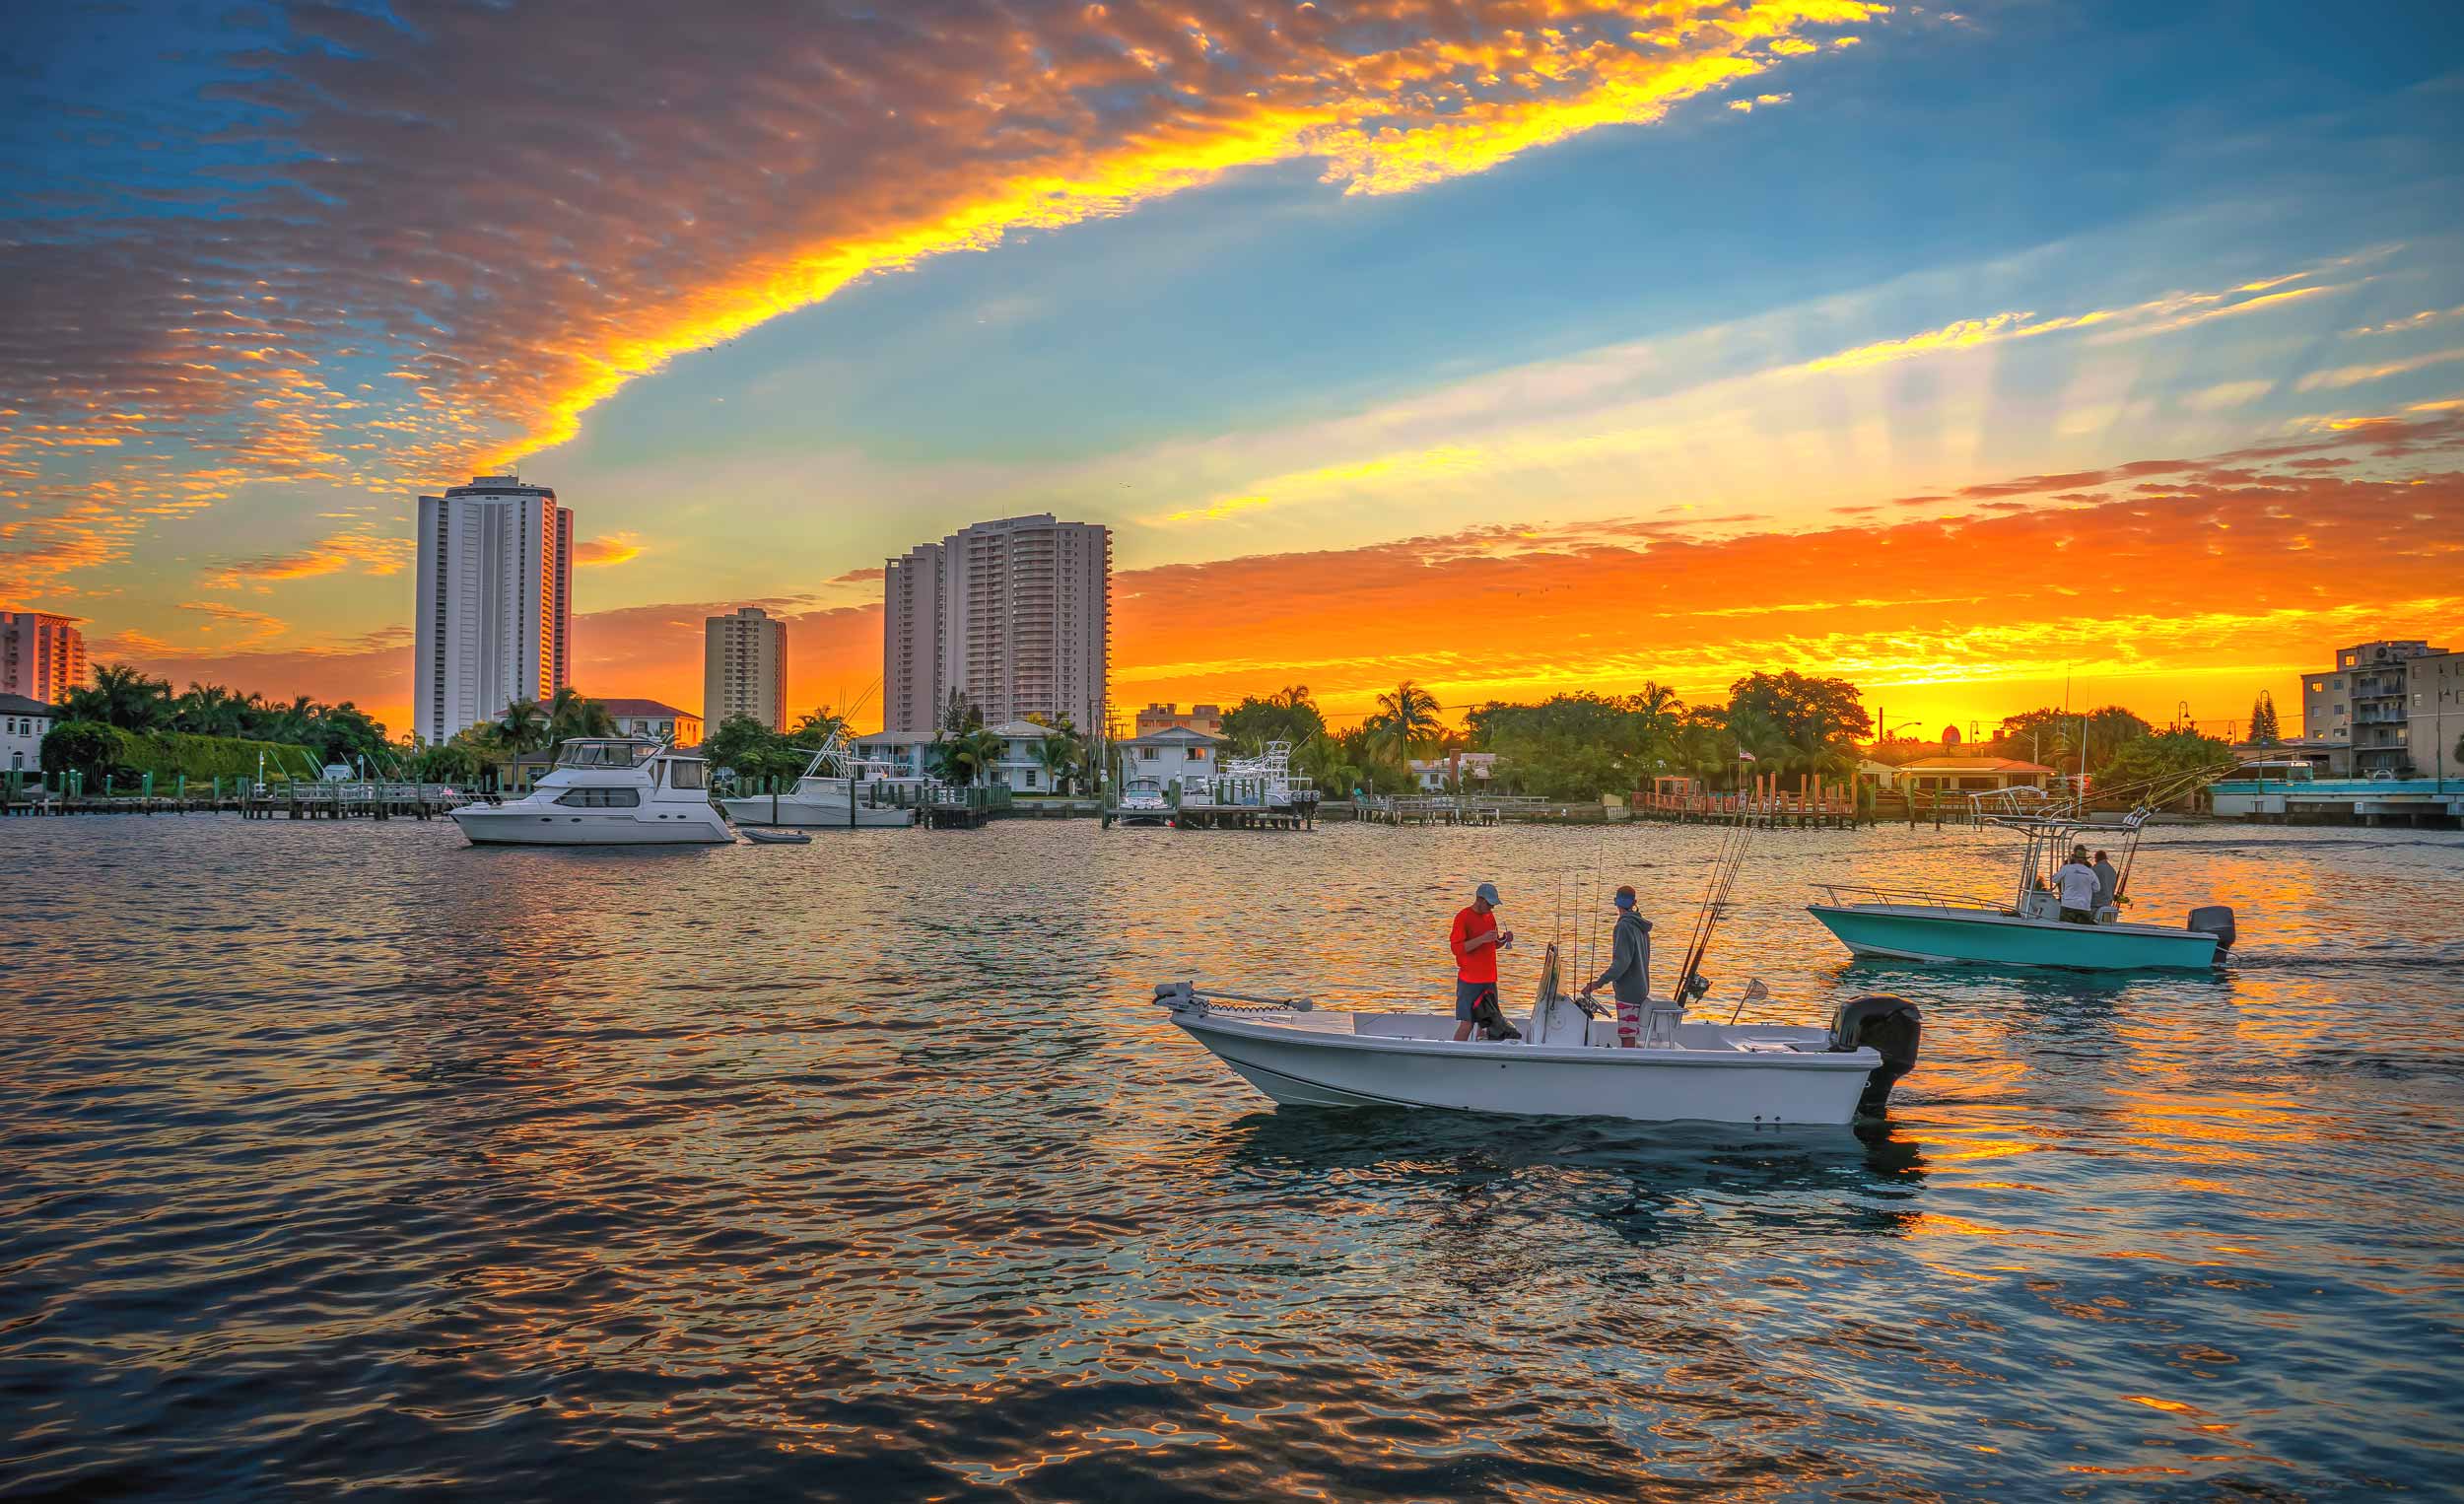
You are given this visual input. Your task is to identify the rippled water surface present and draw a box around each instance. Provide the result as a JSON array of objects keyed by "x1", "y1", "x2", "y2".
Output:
[{"x1": 5, "y1": 814, "x2": 2462, "y2": 1499}]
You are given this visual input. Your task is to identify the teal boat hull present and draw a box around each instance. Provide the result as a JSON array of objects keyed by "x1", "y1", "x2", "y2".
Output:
[{"x1": 1807, "y1": 905, "x2": 2220, "y2": 971}]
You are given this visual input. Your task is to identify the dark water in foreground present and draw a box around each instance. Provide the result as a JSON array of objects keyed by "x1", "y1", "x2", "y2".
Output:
[{"x1": 4, "y1": 815, "x2": 2461, "y2": 1500}]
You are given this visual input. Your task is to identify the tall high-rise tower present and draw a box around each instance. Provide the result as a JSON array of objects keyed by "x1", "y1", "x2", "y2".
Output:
[
  {"x1": 882, "y1": 514, "x2": 1109, "y2": 734},
  {"x1": 0, "y1": 610, "x2": 87, "y2": 704},
  {"x1": 412, "y1": 474, "x2": 572, "y2": 746},
  {"x1": 705, "y1": 605, "x2": 787, "y2": 732}
]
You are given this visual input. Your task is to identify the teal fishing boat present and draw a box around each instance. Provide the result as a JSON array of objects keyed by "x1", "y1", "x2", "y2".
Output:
[{"x1": 1809, "y1": 788, "x2": 2234, "y2": 972}]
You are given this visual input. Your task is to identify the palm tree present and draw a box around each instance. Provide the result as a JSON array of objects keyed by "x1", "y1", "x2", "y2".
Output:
[
  {"x1": 929, "y1": 726, "x2": 1005, "y2": 787},
  {"x1": 60, "y1": 663, "x2": 171, "y2": 729},
  {"x1": 1298, "y1": 734, "x2": 1366, "y2": 802},
  {"x1": 546, "y1": 687, "x2": 615, "y2": 751},
  {"x1": 789, "y1": 707, "x2": 848, "y2": 748},
  {"x1": 495, "y1": 700, "x2": 549, "y2": 755},
  {"x1": 1367, "y1": 679, "x2": 1444, "y2": 764},
  {"x1": 1033, "y1": 730, "x2": 1083, "y2": 794}
]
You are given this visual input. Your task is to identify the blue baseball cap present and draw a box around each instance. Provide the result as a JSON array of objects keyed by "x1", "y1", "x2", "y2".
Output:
[{"x1": 1474, "y1": 882, "x2": 1501, "y2": 905}]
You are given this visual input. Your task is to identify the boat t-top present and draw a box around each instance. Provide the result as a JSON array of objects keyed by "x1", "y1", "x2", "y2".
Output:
[
  {"x1": 1807, "y1": 779, "x2": 2235, "y2": 971},
  {"x1": 450, "y1": 737, "x2": 731, "y2": 846},
  {"x1": 717, "y1": 730, "x2": 914, "y2": 829}
]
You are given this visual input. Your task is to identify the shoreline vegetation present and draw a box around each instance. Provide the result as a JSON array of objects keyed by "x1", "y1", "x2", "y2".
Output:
[{"x1": 33, "y1": 662, "x2": 2239, "y2": 806}]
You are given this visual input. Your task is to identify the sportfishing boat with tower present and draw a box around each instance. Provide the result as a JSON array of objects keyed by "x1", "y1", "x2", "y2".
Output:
[
  {"x1": 450, "y1": 737, "x2": 732, "y2": 846},
  {"x1": 1156, "y1": 782, "x2": 1923, "y2": 1126},
  {"x1": 717, "y1": 731, "x2": 914, "y2": 829},
  {"x1": 1807, "y1": 782, "x2": 2235, "y2": 971}
]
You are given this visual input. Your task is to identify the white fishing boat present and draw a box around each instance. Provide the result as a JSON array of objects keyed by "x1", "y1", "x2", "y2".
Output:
[
  {"x1": 1158, "y1": 785, "x2": 1921, "y2": 1126},
  {"x1": 451, "y1": 738, "x2": 731, "y2": 846},
  {"x1": 1154, "y1": 963, "x2": 1919, "y2": 1127},
  {"x1": 717, "y1": 731, "x2": 914, "y2": 829}
]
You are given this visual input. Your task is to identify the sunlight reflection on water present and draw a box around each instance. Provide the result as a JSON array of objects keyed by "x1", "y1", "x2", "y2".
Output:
[{"x1": 2, "y1": 815, "x2": 2460, "y2": 1498}]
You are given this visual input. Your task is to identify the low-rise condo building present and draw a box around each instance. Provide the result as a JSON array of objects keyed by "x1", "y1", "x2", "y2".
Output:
[
  {"x1": 2301, "y1": 639, "x2": 2452, "y2": 776},
  {"x1": 1134, "y1": 703, "x2": 1222, "y2": 737}
]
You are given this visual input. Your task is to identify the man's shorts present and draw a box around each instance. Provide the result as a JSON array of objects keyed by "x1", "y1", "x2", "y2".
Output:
[
  {"x1": 2059, "y1": 907, "x2": 2095, "y2": 924},
  {"x1": 1456, "y1": 979, "x2": 1497, "y2": 1020}
]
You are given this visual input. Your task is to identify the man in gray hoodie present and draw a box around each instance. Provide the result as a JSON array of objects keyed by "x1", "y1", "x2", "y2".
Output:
[{"x1": 1579, "y1": 886, "x2": 1654, "y2": 1047}]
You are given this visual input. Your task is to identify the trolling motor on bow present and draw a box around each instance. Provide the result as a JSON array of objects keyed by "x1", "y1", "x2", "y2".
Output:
[{"x1": 1829, "y1": 993, "x2": 1922, "y2": 1118}]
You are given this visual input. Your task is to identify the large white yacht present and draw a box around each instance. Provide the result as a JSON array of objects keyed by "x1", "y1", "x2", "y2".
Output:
[
  {"x1": 450, "y1": 738, "x2": 732, "y2": 846},
  {"x1": 717, "y1": 731, "x2": 914, "y2": 829}
]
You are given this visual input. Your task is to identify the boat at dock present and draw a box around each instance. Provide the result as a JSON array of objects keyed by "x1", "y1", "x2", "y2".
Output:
[
  {"x1": 717, "y1": 732, "x2": 914, "y2": 829},
  {"x1": 450, "y1": 738, "x2": 731, "y2": 846},
  {"x1": 739, "y1": 827, "x2": 811, "y2": 845},
  {"x1": 1154, "y1": 966, "x2": 1919, "y2": 1127},
  {"x1": 1808, "y1": 787, "x2": 2233, "y2": 971},
  {"x1": 1171, "y1": 739, "x2": 1318, "y2": 831},
  {"x1": 1111, "y1": 776, "x2": 1171, "y2": 826}
]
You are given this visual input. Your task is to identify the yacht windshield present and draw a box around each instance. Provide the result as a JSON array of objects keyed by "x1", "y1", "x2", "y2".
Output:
[{"x1": 557, "y1": 739, "x2": 658, "y2": 769}]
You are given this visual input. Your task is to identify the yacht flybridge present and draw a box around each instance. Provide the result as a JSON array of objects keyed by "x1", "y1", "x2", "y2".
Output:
[
  {"x1": 450, "y1": 738, "x2": 731, "y2": 847},
  {"x1": 1808, "y1": 783, "x2": 2235, "y2": 971},
  {"x1": 717, "y1": 731, "x2": 914, "y2": 829}
]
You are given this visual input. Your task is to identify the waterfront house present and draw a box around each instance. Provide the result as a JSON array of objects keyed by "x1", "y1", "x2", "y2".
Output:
[
  {"x1": 849, "y1": 720, "x2": 1084, "y2": 791},
  {"x1": 1856, "y1": 758, "x2": 1902, "y2": 790},
  {"x1": 1408, "y1": 751, "x2": 1497, "y2": 792},
  {"x1": 1894, "y1": 757, "x2": 2054, "y2": 794},
  {"x1": 852, "y1": 729, "x2": 935, "y2": 779},
  {"x1": 1119, "y1": 725, "x2": 1223, "y2": 791},
  {"x1": 1, "y1": 692, "x2": 52, "y2": 776},
  {"x1": 984, "y1": 719, "x2": 1074, "y2": 792},
  {"x1": 599, "y1": 697, "x2": 704, "y2": 748}
]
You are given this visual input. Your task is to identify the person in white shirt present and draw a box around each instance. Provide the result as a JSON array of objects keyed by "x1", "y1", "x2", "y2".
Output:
[{"x1": 2054, "y1": 845, "x2": 2100, "y2": 924}]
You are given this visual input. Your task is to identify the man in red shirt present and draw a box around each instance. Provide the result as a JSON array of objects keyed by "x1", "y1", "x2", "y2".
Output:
[{"x1": 1450, "y1": 881, "x2": 1516, "y2": 1041}]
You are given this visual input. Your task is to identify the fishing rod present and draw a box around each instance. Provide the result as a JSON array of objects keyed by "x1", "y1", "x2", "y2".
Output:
[{"x1": 1673, "y1": 757, "x2": 1759, "y2": 1009}]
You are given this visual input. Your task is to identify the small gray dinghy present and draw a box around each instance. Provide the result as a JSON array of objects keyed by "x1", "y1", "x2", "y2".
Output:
[{"x1": 739, "y1": 827, "x2": 812, "y2": 845}]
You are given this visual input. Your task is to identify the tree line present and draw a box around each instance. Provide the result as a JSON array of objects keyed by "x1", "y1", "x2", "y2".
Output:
[{"x1": 1219, "y1": 671, "x2": 1878, "y2": 800}]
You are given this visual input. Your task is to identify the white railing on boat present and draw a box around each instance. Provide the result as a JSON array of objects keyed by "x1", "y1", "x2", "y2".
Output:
[{"x1": 1814, "y1": 883, "x2": 2015, "y2": 913}]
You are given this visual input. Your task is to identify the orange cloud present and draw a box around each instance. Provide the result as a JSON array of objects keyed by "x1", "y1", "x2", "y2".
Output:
[
  {"x1": 199, "y1": 530, "x2": 414, "y2": 592},
  {"x1": 2, "y1": 0, "x2": 1887, "y2": 584},
  {"x1": 513, "y1": 416, "x2": 2464, "y2": 741},
  {"x1": 572, "y1": 532, "x2": 644, "y2": 567}
]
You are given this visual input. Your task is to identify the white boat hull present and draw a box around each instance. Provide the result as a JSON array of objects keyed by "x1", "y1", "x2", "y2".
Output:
[
  {"x1": 1167, "y1": 1008, "x2": 1881, "y2": 1127},
  {"x1": 719, "y1": 795, "x2": 913, "y2": 828},
  {"x1": 450, "y1": 804, "x2": 732, "y2": 845}
]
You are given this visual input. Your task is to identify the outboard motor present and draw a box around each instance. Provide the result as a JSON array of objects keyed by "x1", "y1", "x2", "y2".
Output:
[
  {"x1": 1829, "y1": 993, "x2": 1922, "y2": 1119},
  {"x1": 2187, "y1": 906, "x2": 2236, "y2": 960}
]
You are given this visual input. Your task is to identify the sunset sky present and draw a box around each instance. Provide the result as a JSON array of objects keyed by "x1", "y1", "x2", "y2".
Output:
[{"x1": 6, "y1": 0, "x2": 2461, "y2": 738}]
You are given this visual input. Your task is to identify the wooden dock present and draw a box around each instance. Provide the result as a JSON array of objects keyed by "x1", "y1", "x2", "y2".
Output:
[
  {"x1": 5, "y1": 781, "x2": 472, "y2": 821},
  {"x1": 1170, "y1": 805, "x2": 1313, "y2": 831}
]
